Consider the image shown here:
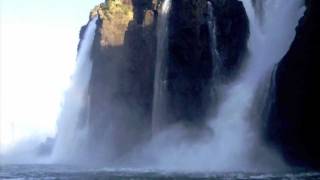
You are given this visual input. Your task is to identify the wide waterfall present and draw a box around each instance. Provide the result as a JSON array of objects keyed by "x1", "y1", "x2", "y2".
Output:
[
  {"x1": 2, "y1": 0, "x2": 320, "y2": 178},
  {"x1": 134, "y1": 0, "x2": 305, "y2": 172},
  {"x1": 48, "y1": 0, "x2": 304, "y2": 171},
  {"x1": 51, "y1": 16, "x2": 98, "y2": 163}
]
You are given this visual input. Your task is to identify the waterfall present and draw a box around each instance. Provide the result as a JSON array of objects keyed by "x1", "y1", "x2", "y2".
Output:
[
  {"x1": 240, "y1": 0, "x2": 305, "y2": 81},
  {"x1": 51, "y1": 16, "x2": 98, "y2": 162},
  {"x1": 152, "y1": 0, "x2": 172, "y2": 133},
  {"x1": 205, "y1": 0, "x2": 305, "y2": 169},
  {"x1": 141, "y1": 0, "x2": 305, "y2": 172},
  {"x1": 46, "y1": 0, "x2": 305, "y2": 171},
  {"x1": 207, "y1": 1, "x2": 222, "y2": 79}
]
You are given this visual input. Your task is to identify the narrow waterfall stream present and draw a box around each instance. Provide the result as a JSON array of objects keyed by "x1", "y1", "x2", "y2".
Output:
[
  {"x1": 51, "y1": 17, "x2": 98, "y2": 162},
  {"x1": 152, "y1": 0, "x2": 172, "y2": 133}
]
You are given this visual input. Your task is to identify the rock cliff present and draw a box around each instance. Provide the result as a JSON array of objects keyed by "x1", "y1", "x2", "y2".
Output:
[
  {"x1": 265, "y1": 0, "x2": 320, "y2": 170},
  {"x1": 80, "y1": 0, "x2": 159, "y2": 159},
  {"x1": 155, "y1": 0, "x2": 248, "y2": 131},
  {"x1": 77, "y1": 0, "x2": 248, "y2": 160}
]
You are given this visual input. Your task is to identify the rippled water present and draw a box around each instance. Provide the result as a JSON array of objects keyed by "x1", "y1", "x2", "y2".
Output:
[{"x1": 1, "y1": 164, "x2": 320, "y2": 180}]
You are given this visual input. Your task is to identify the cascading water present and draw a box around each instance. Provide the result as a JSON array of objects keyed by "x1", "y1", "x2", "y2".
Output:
[
  {"x1": 205, "y1": 0, "x2": 305, "y2": 170},
  {"x1": 152, "y1": 0, "x2": 172, "y2": 133},
  {"x1": 48, "y1": 0, "x2": 304, "y2": 171},
  {"x1": 2, "y1": 0, "x2": 320, "y2": 178},
  {"x1": 139, "y1": 0, "x2": 305, "y2": 172},
  {"x1": 51, "y1": 16, "x2": 98, "y2": 163}
]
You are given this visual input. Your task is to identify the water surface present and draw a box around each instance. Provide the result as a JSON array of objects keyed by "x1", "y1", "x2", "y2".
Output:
[{"x1": 1, "y1": 164, "x2": 320, "y2": 179}]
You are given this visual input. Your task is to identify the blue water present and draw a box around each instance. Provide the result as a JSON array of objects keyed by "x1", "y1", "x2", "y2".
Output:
[{"x1": 1, "y1": 164, "x2": 319, "y2": 180}]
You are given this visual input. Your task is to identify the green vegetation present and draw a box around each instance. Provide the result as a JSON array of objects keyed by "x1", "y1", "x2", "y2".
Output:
[
  {"x1": 89, "y1": 0, "x2": 134, "y2": 46},
  {"x1": 102, "y1": 0, "x2": 133, "y2": 20}
]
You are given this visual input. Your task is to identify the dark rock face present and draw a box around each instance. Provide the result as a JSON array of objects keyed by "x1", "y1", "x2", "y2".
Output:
[
  {"x1": 131, "y1": 0, "x2": 156, "y2": 24},
  {"x1": 265, "y1": 0, "x2": 320, "y2": 169},
  {"x1": 163, "y1": 0, "x2": 212, "y2": 128},
  {"x1": 156, "y1": 0, "x2": 248, "y2": 130},
  {"x1": 210, "y1": 0, "x2": 249, "y2": 81}
]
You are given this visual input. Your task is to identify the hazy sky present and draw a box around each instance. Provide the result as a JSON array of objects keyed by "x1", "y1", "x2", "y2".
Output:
[{"x1": 0, "y1": 0, "x2": 102, "y2": 152}]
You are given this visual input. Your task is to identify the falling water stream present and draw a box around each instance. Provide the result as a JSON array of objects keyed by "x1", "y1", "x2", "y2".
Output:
[
  {"x1": 152, "y1": 0, "x2": 172, "y2": 133},
  {"x1": 51, "y1": 16, "x2": 98, "y2": 163},
  {"x1": 205, "y1": 0, "x2": 305, "y2": 170}
]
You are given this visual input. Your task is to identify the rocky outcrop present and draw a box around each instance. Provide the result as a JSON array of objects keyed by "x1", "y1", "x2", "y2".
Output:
[
  {"x1": 265, "y1": 0, "x2": 320, "y2": 169},
  {"x1": 77, "y1": 0, "x2": 249, "y2": 159},
  {"x1": 210, "y1": 0, "x2": 249, "y2": 81},
  {"x1": 96, "y1": 1, "x2": 134, "y2": 46},
  {"x1": 82, "y1": 0, "x2": 158, "y2": 159},
  {"x1": 156, "y1": 0, "x2": 248, "y2": 131},
  {"x1": 156, "y1": 0, "x2": 212, "y2": 130}
]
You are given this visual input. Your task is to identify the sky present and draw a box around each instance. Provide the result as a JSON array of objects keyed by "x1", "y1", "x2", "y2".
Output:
[{"x1": 0, "y1": 0, "x2": 103, "y2": 152}]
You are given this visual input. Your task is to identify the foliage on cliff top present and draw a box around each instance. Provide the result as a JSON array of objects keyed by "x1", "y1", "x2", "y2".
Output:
[
  {"x1": 103, "y1": 0, "x2": 133, "y2": 19},
  {"x1": 90, "y1": 0, "x2": 133, "y2": 20},
  {"x1": 90, "y1": 0, "x2": 134, "y2": 47}
]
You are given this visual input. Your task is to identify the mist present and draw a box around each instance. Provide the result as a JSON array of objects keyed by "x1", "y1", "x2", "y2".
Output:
[{"x1": 0, "y1": 0, "x2": 312, "y2": 175}]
